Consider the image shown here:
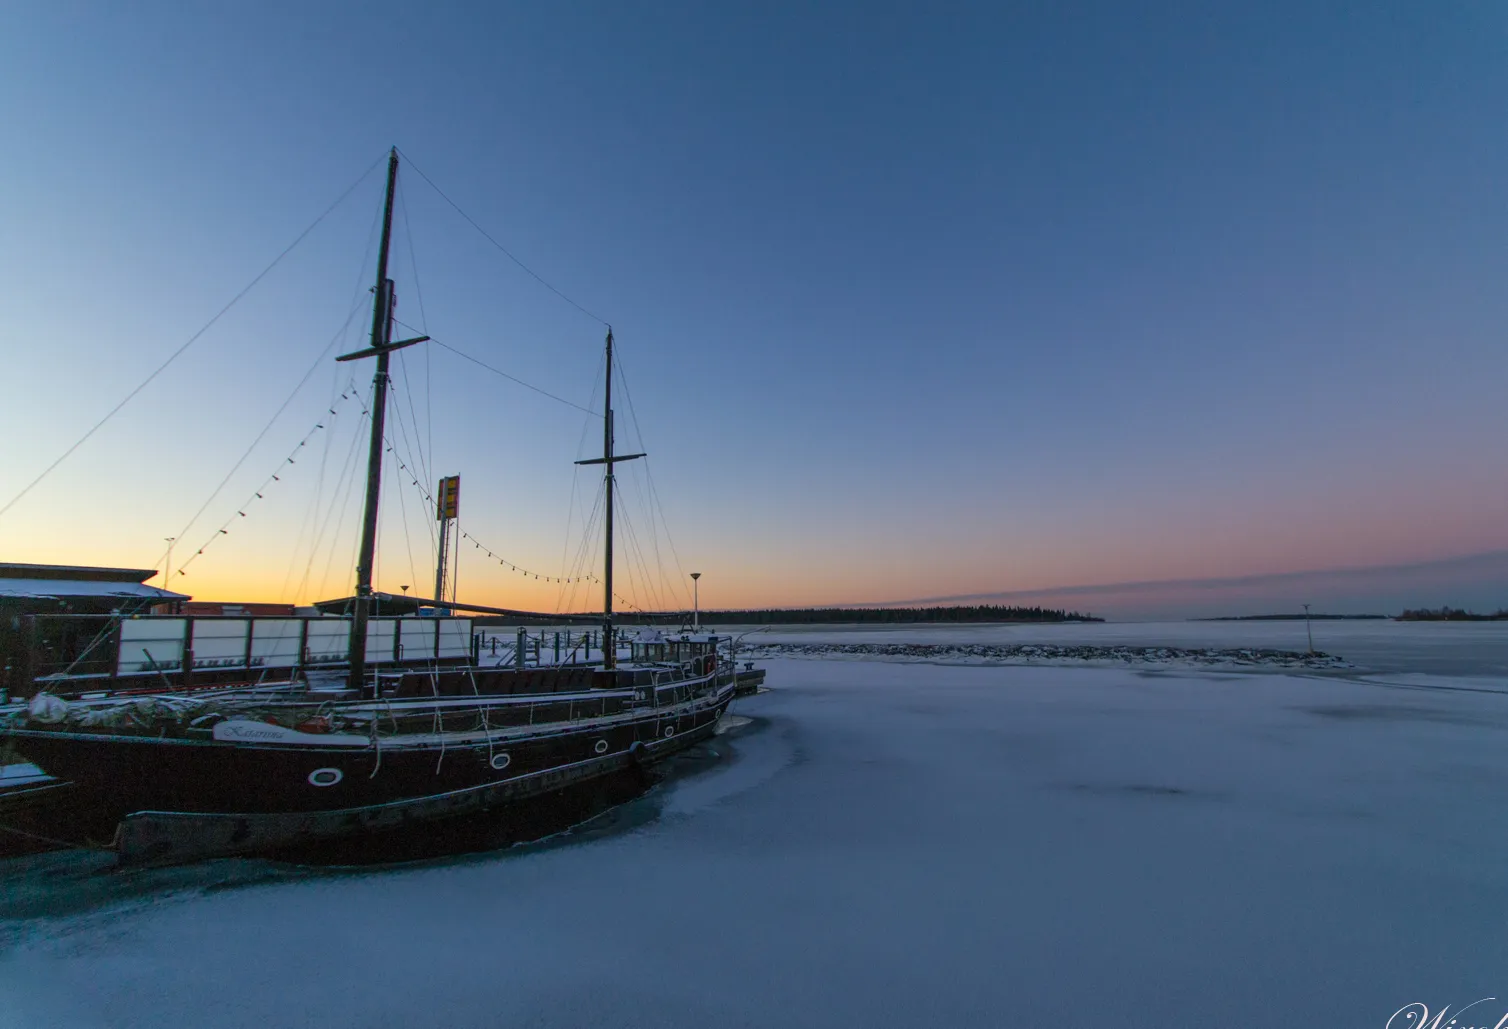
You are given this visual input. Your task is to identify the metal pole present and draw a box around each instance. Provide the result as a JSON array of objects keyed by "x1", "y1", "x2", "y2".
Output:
[
  {"x1": 690, "y1": 572, "x2": 701, "y2": 632},
  {"x1": 349, "y1": 148, "x2": 400, "y2": 694},
  {"x1": 1303, "y1": 603, "x2": 1314, "y2": 654},
  {"x1": 433, "y1": 494, "x2": 449, "y2": 610},
  {"x1": 163, "y1": 538, "x2": 175, "y2": 592}
]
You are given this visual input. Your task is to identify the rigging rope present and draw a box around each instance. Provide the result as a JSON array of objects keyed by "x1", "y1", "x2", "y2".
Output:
[
  {"x1": 391, "y1": 316, "x2": 598, "y2": 416},
  {"x1": 302, "y1": 402, "x2": 369, "y2": 602},
  {"x1": 151, "y1": 294, "x2": 370, "y2": 576},
  {"x1": 0, "y1": 150, "x2": 388, "y2": 521},
  {"x1": 171, "y1": 388, "x2": 360, "y2": 582},
  {"x1": 394, "y1": 147, "x2": 610, "y2": 326},
  {"x1": 346, "y1": 392, "x2": 604, "y2": 592},
  {"x1": 612, "y1": 348, "x2": 693, "y2": 609}
]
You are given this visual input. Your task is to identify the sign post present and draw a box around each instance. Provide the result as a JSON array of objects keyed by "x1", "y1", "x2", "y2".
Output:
[{"x1": 434, "y1": 475, "x2": 460, "y2": 611}]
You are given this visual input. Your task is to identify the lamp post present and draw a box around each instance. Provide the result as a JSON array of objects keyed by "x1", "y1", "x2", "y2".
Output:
[
  {"x1": 164, "y1": 537, "x2": 175, "y2": 588},
  {"x1": 1303, "y1": 603, "x2": 1314, "y2": 654},
  {"x1": 690, "y1": 572, "x2": 701, "y2": 632}
]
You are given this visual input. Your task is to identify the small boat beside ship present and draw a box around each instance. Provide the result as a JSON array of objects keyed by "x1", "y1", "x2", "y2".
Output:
[{"x1": 1, "y1": 149, "x2": 764, "y2": 865}]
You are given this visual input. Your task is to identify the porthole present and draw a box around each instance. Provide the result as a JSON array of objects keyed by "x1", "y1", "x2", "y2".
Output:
[
  {"x1": 594, "y1": 739, "x2": 609, "y2": 755},
  {"x1": 490, "y1": 752, "x2": 512, "y2": 771},
  {"x1": 308, "y1": 767, "x2": 343, "y2": 787},
  {"x1": 663, "y1": 725, "x2": 675, "y2": 738}
]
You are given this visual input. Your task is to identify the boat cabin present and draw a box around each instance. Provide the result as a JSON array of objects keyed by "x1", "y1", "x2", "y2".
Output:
[{"x1": 629, "y1": 632, "x2": 724, "y2": 665}]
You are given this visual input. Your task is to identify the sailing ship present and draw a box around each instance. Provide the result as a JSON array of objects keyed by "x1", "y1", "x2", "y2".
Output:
[{"x1": 2, "y1": 149, "x2": 761, "y2": 865}]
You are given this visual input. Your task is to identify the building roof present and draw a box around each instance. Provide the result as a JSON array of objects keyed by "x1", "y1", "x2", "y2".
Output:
[
  {"x1": 0, "y1": 579, "x2": 189, "y2": 602},
  {"x1": 0, "y1": 562, "x2": 160, "y2": 583}
]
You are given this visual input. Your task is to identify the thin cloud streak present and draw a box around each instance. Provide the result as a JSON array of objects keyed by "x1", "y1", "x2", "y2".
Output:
[{"x1": 874, "y1": 551, "x2": 1508, "y2": 619}]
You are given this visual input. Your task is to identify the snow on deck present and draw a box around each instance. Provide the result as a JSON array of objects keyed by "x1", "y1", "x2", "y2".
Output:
[{"x1": 3, "y1": 636, "x2": 1508, "y2": 1026}]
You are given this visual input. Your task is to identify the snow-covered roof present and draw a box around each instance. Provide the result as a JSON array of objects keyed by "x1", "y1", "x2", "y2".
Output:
[
  {"x1": 0, "y1": 579, "x2": 189, "y2": 602},
  {"x1": 0, "y1": 562, "x2": 159, "y2": 583}
]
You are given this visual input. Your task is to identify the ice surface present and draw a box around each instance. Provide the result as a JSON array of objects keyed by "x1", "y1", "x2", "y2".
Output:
[
  {"x1": 4, "y1": 629, "x2": 1508, "y2": 1027},
  {"x1": 737, "y1": 618, "x2": 1508, "y2": 676}
]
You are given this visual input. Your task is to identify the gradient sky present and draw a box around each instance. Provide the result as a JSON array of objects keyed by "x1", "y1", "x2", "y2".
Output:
[{"x1": 1, "y1": 2, "x2": 1505, "y2": 618}]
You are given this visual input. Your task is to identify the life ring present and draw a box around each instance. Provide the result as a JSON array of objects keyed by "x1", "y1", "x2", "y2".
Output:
[
  {"x1": 594, "y1": 739, "x2": 609, "y2": 755},
  {"x1": 308, "y1": 767, "x2": 343, "y2": 787},
  {"x1": 490, "y1": 752, "x2": 511, "y2": 771}
]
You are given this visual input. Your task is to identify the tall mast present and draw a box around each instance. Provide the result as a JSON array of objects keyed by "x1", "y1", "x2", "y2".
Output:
[
  {"x1": 602, "y1": 329, "x2": 615, "y2": 668},
  {"x1": 575, "y1": 327, "x2": 643, "y2": 671},
  {"x1": 336, "y1": 148, "x2": 428, "y2": 694}
]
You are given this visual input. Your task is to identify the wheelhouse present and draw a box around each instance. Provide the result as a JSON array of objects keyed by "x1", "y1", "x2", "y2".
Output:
[{"x1": 629, "y1": 633, "x2": 725, "y2": 666}]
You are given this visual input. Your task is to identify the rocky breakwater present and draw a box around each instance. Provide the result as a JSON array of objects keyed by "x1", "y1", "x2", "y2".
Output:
[{"x1": 742, "y1": 642, "x2": 1353, "y2": 671}]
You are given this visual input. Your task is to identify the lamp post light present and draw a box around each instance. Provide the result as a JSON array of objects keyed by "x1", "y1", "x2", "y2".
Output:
[
  {"x1": 1303, "y1": 603, "x2": 1314, "y2": 655},
  {"x1": 690, "y1": 572, "x2": 701, "y2": 632}
]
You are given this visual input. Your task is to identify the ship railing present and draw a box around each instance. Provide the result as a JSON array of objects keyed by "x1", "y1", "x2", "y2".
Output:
[{"x1": 6, "y1": 612, "x2": 476, "y2": 699}]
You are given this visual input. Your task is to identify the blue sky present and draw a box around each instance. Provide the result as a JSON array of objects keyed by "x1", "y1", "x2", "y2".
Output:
[{"x1": 1, "y1": 2, "x2": 1505, "y2": 617}]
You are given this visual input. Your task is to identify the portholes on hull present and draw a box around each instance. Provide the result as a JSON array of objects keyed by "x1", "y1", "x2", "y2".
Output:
[
  {"x1": 594, "y1": 739, "x2": 609, "y2": 755},
  {"x1": 308, "y1": 767, "x2": 343, "y2": 787},
  {"x1": 490, "y1": 752, "x2": 512, "y2": 771},
  {"x1": 663, "y1": 725, "x2": 675, "y2": 738}
]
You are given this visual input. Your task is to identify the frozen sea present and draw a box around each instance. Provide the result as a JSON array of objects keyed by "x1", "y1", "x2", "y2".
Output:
[{"x1": 3, "y1": 621, "x2": 1508, "y2": 1028}]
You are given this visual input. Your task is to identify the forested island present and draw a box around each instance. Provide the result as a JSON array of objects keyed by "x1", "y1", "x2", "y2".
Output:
[
  {"x1": 1396, "y1": 608, "x2": 1508, "y2": 622},
  {"x1": 692, "y1": 605, "x2": 1102, "y2": 625},
  {"x1": 472, "y1": 604, "x2": 1102, "y2": 627}
]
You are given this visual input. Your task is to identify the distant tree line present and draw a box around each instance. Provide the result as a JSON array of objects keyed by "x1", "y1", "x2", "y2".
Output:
[
  {"x1": 1396, "y1": 607, "x2": 1508, "y2": 622},
  {"x1": 692, "y1": 605, "x2": 1102, "y2": 625}
]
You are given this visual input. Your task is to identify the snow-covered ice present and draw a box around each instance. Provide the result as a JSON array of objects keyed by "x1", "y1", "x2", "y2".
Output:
[{"x1": 4, "y1": 624, "x2": 1508, "y2": 1027}]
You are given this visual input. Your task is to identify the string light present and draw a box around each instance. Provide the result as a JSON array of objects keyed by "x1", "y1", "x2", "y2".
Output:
[
  {"x1": 174, "y1": 383, "x2": 657, "y2": 618},
  {"x1": 172, "y1": 387, "x2": 357, "y2": 578},
  {"x1": 349, "y1": 393, "x2": 601, "y2": 590}
]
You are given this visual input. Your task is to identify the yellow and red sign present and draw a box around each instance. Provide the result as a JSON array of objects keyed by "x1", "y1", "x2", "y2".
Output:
[{"x1": 436, "y1": 475, "x2": 460, "y2": 521}]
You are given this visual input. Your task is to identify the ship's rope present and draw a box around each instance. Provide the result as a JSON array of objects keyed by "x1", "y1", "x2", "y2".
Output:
[
  {"x1": 395, "y1": 182, "x2": 434, "y2": 490},
  {"x1": 395, "y1": 147, "x2": 610, "y2": 327},
  {"x1": 612, "y1": 348, "x2": 693, "y2": 612},
  {"x1": 54, "y1": 596, "x2": 159, "y2": 678},
  {"x1": 151, "y1": 292, "x2": 370, "y2": 578},
  {"x1": 430, "y1": 664, "x2": 448, "y2": 775},
  {"x1": 168, "y1": 390, "x2": 360, "y2": 584},
  {"x1": 0, "y1": 150, "x2": 388, "y2": 522}
]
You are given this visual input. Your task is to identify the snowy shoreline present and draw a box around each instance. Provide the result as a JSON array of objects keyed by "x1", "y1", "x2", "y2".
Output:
[{"x1": 742, "y1": 640, "x2": 1354, "y2": 671}]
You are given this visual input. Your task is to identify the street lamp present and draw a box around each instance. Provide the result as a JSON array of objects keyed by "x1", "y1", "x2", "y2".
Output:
[
  {"x1": 690, "y1": 572, "x2": 701, "y2": 632},
  {"x1": 164, "y1": 537, "x2": 176, "y2": 587},
  {"x1": 1303, "y1": 603, "x2": 1314, "y2": 654}
]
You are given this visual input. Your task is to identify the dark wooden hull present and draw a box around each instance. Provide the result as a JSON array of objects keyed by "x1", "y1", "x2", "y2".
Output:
[
  {"x1": 6, "y1": 683, "x2": 735, "y2": 864},
  {"x1": 114, "y1": 717, "x2": 721, "y2": 866}
]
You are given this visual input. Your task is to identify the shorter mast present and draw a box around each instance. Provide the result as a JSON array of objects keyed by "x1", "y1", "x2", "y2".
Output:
[{"x1": 574, "y1": 328, "x2": 643, "y2": 670}]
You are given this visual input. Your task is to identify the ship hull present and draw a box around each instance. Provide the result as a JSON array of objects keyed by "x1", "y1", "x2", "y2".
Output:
[{"x1": 6, "y1": 682, "x2": 735, "y2": 864}]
